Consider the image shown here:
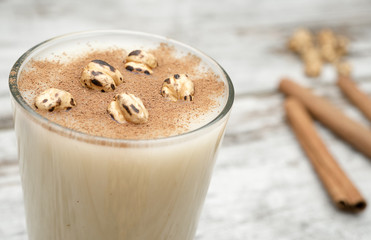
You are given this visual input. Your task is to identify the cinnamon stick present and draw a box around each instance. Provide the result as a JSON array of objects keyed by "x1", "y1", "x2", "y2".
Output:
[
  {"x1": 337, "y1": 76, "x2": 371, "y2": 122},
  {"x1": 279, "y1": 78, "x2": 371, "y2": 159},
  {"x1": 285, "y1": 97, "x2": 366, "y2": 212}
]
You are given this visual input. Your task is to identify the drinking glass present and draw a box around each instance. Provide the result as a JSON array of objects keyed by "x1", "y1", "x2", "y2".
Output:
[{"x1": 9, "y1": 30, "x2": 234, "y2": 240}]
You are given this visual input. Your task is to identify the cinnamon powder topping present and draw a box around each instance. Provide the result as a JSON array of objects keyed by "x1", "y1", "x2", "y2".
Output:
[{"x1": 18, "y1": 44, "x2": 225, "y2": 139}]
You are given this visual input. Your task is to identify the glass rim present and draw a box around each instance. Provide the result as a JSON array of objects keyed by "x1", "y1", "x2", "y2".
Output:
[{"x1": 9, "y1": 29, "x2": 234, "y2": 146}]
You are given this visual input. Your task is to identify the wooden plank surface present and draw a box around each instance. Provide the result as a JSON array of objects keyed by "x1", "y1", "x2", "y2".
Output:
[{"x1": 1, "y1": 0, "x2": 371, "y2": 239}]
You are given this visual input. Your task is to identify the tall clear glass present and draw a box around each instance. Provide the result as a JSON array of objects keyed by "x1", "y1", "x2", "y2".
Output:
[{"x1": 9, "y1": 30, "x2": 234, "y2": 240}]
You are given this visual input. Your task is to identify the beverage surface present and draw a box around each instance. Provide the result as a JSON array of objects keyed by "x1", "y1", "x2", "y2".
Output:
[{"x1": 18, "y1": 44, "x2": 225, "y2": 139}]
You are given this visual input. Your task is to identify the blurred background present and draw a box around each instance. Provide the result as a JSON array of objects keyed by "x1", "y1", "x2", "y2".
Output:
[{"x1": 1, "y1": 0, "x2": 371, "y2": 239}]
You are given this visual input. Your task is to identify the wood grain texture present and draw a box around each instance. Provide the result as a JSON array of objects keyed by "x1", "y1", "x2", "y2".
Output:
[{"x1": 1, "y1": 0, "x2": 371, "y2": 239}]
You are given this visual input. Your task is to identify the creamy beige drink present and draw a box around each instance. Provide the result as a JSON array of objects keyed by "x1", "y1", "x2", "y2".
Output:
[{"x1": 9, "y1": 30, "x2": 234, "y2": 240}]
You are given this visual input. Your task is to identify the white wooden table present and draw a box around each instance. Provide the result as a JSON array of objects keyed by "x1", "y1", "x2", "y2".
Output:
[{"x1": 1, "y1": 0, "x2": 371, "y2": 239}]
